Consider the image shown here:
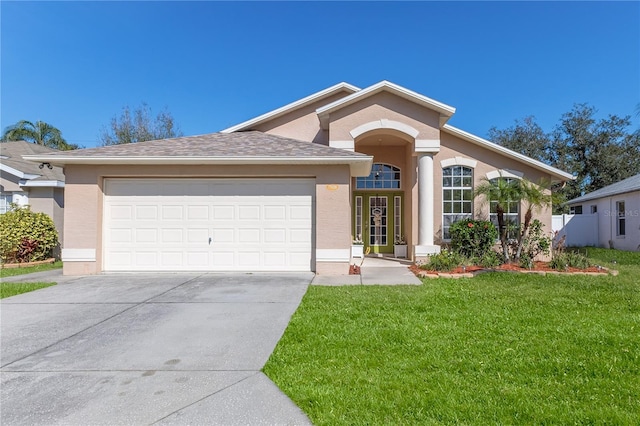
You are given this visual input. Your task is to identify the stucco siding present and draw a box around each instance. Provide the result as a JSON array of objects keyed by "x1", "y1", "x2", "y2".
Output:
[
  {"x1": 0, "y1": 170, "x2": 22, "y2": 192},
  {"x1": 252, "y1": 91, "x2": 351, "y2": 144},
  {"x1": 328, "y1": 92, "x2": 441, "y2": 142}
]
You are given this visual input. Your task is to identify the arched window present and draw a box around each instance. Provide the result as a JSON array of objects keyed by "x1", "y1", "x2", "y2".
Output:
[
  {"x1": 356, "y1": 163, "x2": 401, "y2": 189},
  {"x1": 442, "y1": 166, "x2": 473, "y2": 239}
]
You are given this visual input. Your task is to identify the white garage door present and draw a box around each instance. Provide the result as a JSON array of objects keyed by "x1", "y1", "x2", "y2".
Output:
[{"x1": 103, "y1": 178, "x2": 314, "y2": 272}]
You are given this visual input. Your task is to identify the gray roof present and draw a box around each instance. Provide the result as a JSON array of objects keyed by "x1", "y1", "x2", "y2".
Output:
[
  {"x1": 32, "y1": 131, "x2": 368, "y2": 159},
  {"x1": 568, "y1": 173, "x2": 640, "y2": 204},
  {"x1": 0, "y1": 141, "x2": 65, "y2": 182}
]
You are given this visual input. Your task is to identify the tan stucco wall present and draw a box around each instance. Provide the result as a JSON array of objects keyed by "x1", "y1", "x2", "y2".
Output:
[
  {"x1": 253, "y1": 91, "x2": 352, "y2": 145},
  {"x1": 0, "y1": 170, "x2": 22, "y2": 192},
  {"x1": 28, "y1": 187, "x2": 65, "y2": 246},
  {"x1": 328, "y1": 92, "x2": 441, "y2": 142},
  {"x1": 63, "y1": 163, "x2": 352, "y2": 275}
]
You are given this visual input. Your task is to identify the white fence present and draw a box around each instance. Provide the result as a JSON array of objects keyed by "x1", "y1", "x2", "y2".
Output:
[{"x1": 552, "y1": 214, "x2": 599, "y2": 247}]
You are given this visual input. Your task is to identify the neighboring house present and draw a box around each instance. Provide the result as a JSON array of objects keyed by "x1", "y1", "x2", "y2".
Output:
[
  {"x1": 565, "y1": 174, "x2": 640, "y2": 252},
  {"x1": 25, "y1": 81, "x2": 573, "y2": 276},
  {"x1": 0, "y1": 141, "x2": 65, "y2": 243}
]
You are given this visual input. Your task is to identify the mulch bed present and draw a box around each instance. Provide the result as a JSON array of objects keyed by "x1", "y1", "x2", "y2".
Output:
[
  {"x1": 1, "y1": 258, "x2": 56, "y2": 269},
  {"x1": 409, "y1": 262, "x2": 614, "y2": 278}
]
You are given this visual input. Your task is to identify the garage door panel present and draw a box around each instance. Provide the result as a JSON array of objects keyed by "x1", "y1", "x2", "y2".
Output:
[
  {"x1": 162, "y1": 205, "x2": 183, "y2": 220},
  {"x1": 264, "y1": 229, "x2": 286, "y2": 244},
  {"x1": 136, "y1": 252, "x2": 158, "y2": 267},
  {"x1": 162, "y1": 229, "x2": 184, "y2": 244},
  {"x1": 211, "y1": 229, "x2": 234, "y2": 243},
  {"x1": 238, "y1": 229, "x2": 260, "y2": 243},
  {"x1": 104, "y1": 178, "x2": 313, "y2": 272}
]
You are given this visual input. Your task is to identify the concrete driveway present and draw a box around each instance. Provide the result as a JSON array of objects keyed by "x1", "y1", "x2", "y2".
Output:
[{"x1": 1, "y1": 273, "x2": 313, "y2": 425}]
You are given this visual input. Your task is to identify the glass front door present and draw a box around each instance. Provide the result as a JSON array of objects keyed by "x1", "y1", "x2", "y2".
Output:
[{"x1": 354, "y1": 192, "x2": 402, "y2": 254}]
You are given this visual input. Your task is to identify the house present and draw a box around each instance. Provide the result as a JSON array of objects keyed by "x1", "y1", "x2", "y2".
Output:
[
  {"x1": 0, "y1": 141, "x2": 65, "y2": 243},
  {"x1": 25, "y1": 81, "x2": 573, "y2": 276},
  {"x1": 565, "y1": 174, "x2": 640, "y2": 251}
]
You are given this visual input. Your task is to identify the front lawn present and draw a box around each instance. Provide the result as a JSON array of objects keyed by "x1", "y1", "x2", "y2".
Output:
[
  {"x1": 0, "y1": 260, "x2": 62, "y2": 278},
  {"x1": 0, "y1": 282, "x2": 56, "y2": 299},
  {"x1": 264, "y1": 248, "x2": 640, "y2": 424}
]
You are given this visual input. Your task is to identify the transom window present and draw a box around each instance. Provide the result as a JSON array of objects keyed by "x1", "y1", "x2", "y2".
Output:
[
  {"x1": 356, "y1": 163, "x2": 401, "y2": 189},
  {"x1": 442, "y1": 166, "x2": 473, "y2": 239}
]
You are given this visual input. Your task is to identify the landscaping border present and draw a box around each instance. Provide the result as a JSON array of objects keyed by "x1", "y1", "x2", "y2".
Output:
[
  {"x1": 1, "y1": 258, "x2": 57, "y2": 269},
  {"x1": 413, "y1": 266, "x2": 618, "y2": 279}
]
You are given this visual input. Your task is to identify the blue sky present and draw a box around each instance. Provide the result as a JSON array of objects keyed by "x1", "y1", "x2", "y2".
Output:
[{"x1": 2, "y1": 1, "x2": 638, "y2": 148}]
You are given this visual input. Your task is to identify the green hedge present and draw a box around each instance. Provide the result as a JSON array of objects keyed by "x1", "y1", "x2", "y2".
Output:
[{"x1": 0, "y1": 205, "x2": 59, "y2": 263}]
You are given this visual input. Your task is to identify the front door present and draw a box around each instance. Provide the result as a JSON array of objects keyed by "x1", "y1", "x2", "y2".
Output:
[{"x1": 353, "y1": 192, "x2": 403, "y2": 254}]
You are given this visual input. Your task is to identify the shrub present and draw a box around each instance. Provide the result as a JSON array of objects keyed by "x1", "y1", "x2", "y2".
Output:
[
  {"x1": 0, "y1": 205, "x2": 59, "y2": 263},
  {"x1": 549, "y1": 252, "x2": 591, "y2": 271},
  {"x1": 450, "y1": 219, "x2": 498, "y2": 259},
  {"x1": 519, "y1": 219, "x2": 552, "y2": 260},
  {"x1": 421, "y1": 249, "x2": 464, "y2": 272},
  {"x1": 475, "y1": 250, "x2": 503, "y2": 268}
]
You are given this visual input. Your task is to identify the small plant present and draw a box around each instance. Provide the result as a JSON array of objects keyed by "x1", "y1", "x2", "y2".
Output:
[
  {"x1": 519, "y1": 219, "x2": 552, "y2": 260},
  {"x1": 352, "y1": 235, "x2": 364, "y2": 245},
  {"x1": 420, "y1": 249, "x2": 464, "y2": 272},
  {"x1": 449, "y1": 219, "x2": 498, "y2": 259},
  {"x1": 518, "y1": 253, "x2": 534, "y2": 269},
  {"x1": 394, "y1": 235, "x2": 406, "y2": 245},
  {"x1": 549, "y1": 252, "x2": 591, "y2": 270},
  {"x1": 476, "y1": 250, "x2": 502, "y2": 268}
]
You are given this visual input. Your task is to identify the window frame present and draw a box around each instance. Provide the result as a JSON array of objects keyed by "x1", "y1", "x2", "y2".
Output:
[
  {"x1": 442, "y1": 165, "x2": 474, "y2": 240},
  {"x1": 356, "y1": 163, "x2": 401, "y2": 190},
  {"x1": 616, "y1": 201, "x2": 626, "y2": 236}
]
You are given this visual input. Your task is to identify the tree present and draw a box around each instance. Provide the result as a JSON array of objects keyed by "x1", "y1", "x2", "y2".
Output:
[
  {"x1": 100, "y1": 103, "x2": 182, "y2": 145},
  {"x1": 514, "y1": 178, "x2": 553, "y2": 260},
  {"x1": 474, "y1": 175, "x2": 522, "y2": 262},
  {"x1": 491, "y1": 104, "x2": 640, "y2": 212},
  {"x1": 1, "y1": 120, "x2": 78, "y2": 150},
  {"x1": 488, "y1": 116, "x2": 552, "y2": 164},
  {"x1": 550, "y1": 104, "x2": 640, "y2": 202}
]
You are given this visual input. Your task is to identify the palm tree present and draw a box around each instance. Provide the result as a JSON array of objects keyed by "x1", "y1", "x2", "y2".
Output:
[
  {"x1": 515, "y1": 178, "x2": 553, "y2": 260},
  {"x1": 2, "y1": 120, "x2": 77, "y2": 150},
  {"x1": 474, "y1": 175, "x2": 522, "y2": 262}
]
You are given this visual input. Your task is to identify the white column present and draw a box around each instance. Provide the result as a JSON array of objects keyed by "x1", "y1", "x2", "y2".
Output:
[{"x1": 416, "y1": 153, "x2": 440, "y2": 256}]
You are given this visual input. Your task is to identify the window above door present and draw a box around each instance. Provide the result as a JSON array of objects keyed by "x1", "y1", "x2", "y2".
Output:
[{"x1": 356, "y1": 163, "x2": 401, "y2": 190}]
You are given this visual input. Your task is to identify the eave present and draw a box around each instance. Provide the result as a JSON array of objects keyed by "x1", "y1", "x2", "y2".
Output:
[{"x1": 23, "y1": 155, "x2": 374, "y2": 177}]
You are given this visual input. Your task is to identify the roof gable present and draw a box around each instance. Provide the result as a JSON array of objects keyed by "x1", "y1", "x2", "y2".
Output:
[
  {"x1": 221, "y1": 82, "x2": 360, "y2": 133},
  {"x1": 316, "y1": 81, "x2": 456, "y2": 129},
  {"x1": 568, "y1": 173, "x2": 640, "y2": 204},
  {"x1": 442, "y1": 124, "x2": 574, "y2": 182}
]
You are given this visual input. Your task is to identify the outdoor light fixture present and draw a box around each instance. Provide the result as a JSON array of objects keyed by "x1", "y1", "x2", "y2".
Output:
[{"x1": 39, "y1": 162, "x2": 53, "y2": 170}]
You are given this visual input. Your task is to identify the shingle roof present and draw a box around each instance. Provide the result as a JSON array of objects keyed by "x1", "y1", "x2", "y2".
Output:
[
  {"x1": 32, "y1": 131, "x2": 368, "y2": 159},
  {"x1": 567, "y1": 174, "x2": 640, "y2": 204},
  {"x1": 22, "y1": 131, "x2": 373, "y2": 176},
  {"x1": 0, "y1": 141, "x2": 65, "y2": 182}
]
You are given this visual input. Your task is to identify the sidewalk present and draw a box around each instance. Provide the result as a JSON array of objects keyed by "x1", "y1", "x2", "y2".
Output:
[{"x1": 312, "y1": 256, "x2": 421, "y2": 286}]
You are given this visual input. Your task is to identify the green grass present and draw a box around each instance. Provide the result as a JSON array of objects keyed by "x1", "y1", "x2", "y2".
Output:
[
  {"x1": 0, "y1": 260, "x2": 62, "y2": 278},
  {"x1": 0, "y1": 282, "x2": 56, "y2": 298},
  {"x1": 264, "y1": 248, "x2": 640, "y2": 425}
]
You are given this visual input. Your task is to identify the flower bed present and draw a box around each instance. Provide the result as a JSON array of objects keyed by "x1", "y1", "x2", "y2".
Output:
[{"x1": 410, "y1": 262, "x2": 617, "y2": 279}]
